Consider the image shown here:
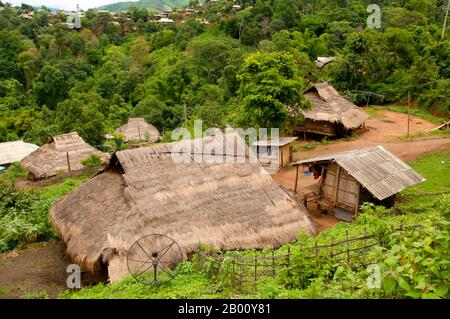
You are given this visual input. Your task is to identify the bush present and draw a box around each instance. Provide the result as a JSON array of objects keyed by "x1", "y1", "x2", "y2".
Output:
[{"x1": 80, "y1": 154, "x2": 103, "y2": 169}]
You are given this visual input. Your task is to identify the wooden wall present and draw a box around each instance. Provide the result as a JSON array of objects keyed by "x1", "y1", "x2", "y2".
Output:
[
  {"x1": 293, "y1": 119, "x2": 337, "y2": 136},
  {"x1": 321, "y1": 162, "x2": 360, "y2": 212}
]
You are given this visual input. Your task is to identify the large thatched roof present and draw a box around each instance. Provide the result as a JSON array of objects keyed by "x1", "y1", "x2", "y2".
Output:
[
  {"x1": 51, "y1": 133, "x2": 315, "y2": 282},
  {"x1": 21, "y1": 132, "x2": 110, "y2": 179},
  {"x1": 115, "y1": 118, "x2": 160, "y2": 143},
  {"x1": 294, "y1": 146, "x2": 425, "y2": 200},
  {"x1": 300, "y1": 82, "x2": 369, "y2": 130},
  {"x1": 0, "y1": 140, "x2": 39, "y2": 165}
]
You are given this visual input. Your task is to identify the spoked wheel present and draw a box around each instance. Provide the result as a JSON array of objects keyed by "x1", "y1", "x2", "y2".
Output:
[{"x1": 127, "y1": 234, "x2": 183, "y2": 285}]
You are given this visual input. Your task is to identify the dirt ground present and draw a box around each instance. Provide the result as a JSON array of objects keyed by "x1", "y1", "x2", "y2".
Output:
[{"x1": 0, "y1": 241, "x2": 72, "y2": 299}]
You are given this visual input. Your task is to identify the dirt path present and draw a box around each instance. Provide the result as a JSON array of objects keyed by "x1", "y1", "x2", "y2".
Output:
[{"x1": 0, "y1": 241, "x2": 72, "y2": 299}]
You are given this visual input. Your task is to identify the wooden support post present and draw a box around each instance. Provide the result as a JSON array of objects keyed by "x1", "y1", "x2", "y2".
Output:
[
  {"x1": 294, "y1": 165, "x2": 299, "y2": 194},
  {"x1": 279, "y1": 146, "x2": 283, "y2": 168},
  {"x1": 66, "y1": 152, "x2": 71, "y2": 172},
  {"x1": 354, "y1": 183, "x2": 360, "y2": 218},
  {"x1": 407, "y1": 91, "x2": 411, "y2": 137}
]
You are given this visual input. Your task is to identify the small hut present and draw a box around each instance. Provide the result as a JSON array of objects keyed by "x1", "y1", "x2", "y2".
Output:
[
  {"x1": 290, "y1": 82, "x2": 369, "y2": 138},
  {"x1": 0, "y1": 140, "x2": 39, "y2": 166},
  {"x1": 51, "y1": 133, "x2": 315, "y2": 282},
  {"x1": 21, "y1": 132, "x2": 109, "y2": 179},
  {"x1": 115, "y1": 118, "x2": 160, "y2": 143},
  {"x1": 252, "y1": 137, "x2": 298, "y2": 173},
  {"x1": 292, "y1": 146, "x2": 425, "y2": 221},
  {"x1": 315, "y1": 57, "x2": 336, "y2": 70}
]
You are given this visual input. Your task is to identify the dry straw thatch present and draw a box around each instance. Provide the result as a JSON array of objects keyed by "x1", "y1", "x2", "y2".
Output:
[
  {"x1": 115, "y1": 118, "x2": 160, "y2": 143},
  {"x1": 300, "y1": 82, "x2": 369, "y2": 130},
  {"x1": 51, "y1": 133, "x2": 316, "y2": 282},
  {"x1": 21, "y1": 132, "x2": 110, "y2": 179}
]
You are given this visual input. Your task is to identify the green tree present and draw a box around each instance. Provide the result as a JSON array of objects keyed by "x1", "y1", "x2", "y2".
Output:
[
  {"x1": 55, "y1": 92, "x2": 107, "y2": 145},
  {"x1": 237, "y1": 52, "x2": 305, "y2": 128}
]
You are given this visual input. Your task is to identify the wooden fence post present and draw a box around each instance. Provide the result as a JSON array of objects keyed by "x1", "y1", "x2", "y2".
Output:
[
  {"x1": 254, "y1": 251, "x2": 257, "y2": 290},
  {"x1": 363, "y1": 225, "x2": 367, "y2": 264},
  {"x1": 330, "y1": 236, "x2": 333, "y2": 259},
  {"x1": 346, "y1": 230, "x2": 350, "y2": 265},
  {"x1": 272, "y1": 250, "x2": 275, "y2": 276},
  {"x1": 314, "y1": 240, "x2": 319, "y2": 266}
]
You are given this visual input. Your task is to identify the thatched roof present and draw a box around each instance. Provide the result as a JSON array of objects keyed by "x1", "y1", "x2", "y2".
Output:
[
  {"x1": 0, "y1": 140, "x2": 39, "y2": 165},
  {"x1": 298, "y1": 82, "x2": 369, "y2": 130},
  {"x1": 115, "y1": 118, "x2": 160, "y2": 143},
  {"x1": 21, "y1": 132, "x2": 110, "y2": 179},
  {"x1": 293, "y1": 146, "x2": 425, "y2": 200},
  {"x1": 50, "y1": 133, "x2": 315, "y2": 282}
]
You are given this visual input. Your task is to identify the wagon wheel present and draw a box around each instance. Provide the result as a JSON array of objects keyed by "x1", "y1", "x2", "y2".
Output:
[{"x1": 127, "y1": 234, "x2": 183, "y2": 285}]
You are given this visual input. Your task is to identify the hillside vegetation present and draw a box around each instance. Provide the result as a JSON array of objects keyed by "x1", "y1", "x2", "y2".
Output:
[
  {"x1": 97, "y1": 0, "x2": 189, "y2": 12},
  {"x1": 0, "y1": 0, "x2": 449, "y2": 147}
]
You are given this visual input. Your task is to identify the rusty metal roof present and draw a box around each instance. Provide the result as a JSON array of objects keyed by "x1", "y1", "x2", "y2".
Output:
[{"x1": 293, "y1": 146, "x2": 425, "y2": 200}]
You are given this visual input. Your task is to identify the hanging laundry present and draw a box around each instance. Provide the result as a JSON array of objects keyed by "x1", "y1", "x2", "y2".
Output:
[{"x1": 303, "y1": 165, "x2": 312, "y2": 177}]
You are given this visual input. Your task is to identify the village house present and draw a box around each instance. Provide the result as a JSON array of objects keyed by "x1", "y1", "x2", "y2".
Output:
[
  {"x1": 292, "y1": 146, "x2": 425, "y2": 221},
  {"x1": 289, "y1": 82, "x2": 369, "y2": 138},
  {"x1": 20, "y1": 132, "x2": 109, "y2": 180},
  {"x1": 50, "y1": 133, "x2": 315, "y2": 282}
]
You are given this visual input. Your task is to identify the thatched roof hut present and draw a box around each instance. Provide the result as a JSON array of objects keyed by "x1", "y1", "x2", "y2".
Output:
[
  {"x1": 50, "y1": 133, "x2": 315, "y2": 282},
  {"x1": 115, "y1": 118, "x2": 160, "y2": 143},
  {"x1": 0, "y1": 140, "x2": 39, "y2": 166},
  {"x1": 21, "y1": 132, "x2": 110, "y2": 179},
  {"x1": 290, "y1": 82, "x2": 369, "y2": 137}
]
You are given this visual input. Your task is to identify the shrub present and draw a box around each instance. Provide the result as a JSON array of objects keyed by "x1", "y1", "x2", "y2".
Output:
[{"x1": 80, "y1": 154, "x2": 103, "y2": 169}]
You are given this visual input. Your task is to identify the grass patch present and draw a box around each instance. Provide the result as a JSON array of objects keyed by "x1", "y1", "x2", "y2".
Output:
[
  {"x1": 370, "y1": 105, "x2": 446, "y2": 124},
  {"x1": 299, "y1": 141, "x2": 319, "y2": 151},
  {"x1": 399, "y1": 150, "x2": 450, "y2": 196}
]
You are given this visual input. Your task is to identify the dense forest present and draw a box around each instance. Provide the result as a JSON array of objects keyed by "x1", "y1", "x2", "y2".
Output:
[{"x1": 0, "y1": 0, "x2": 449, "y2": 147}]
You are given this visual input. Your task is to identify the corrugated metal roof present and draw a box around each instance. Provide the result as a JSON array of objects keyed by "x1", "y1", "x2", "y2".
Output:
[
  {"x1": 0, "y1": 140, "x2": 39, "y2": 165},
  {"x1": 293, "y1": 146, "x2": 425, "y2": 200}
]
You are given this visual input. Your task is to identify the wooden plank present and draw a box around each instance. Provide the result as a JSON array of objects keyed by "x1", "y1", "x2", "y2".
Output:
[
  {"x1": 332, "y1": 165, "x2": 341, "y2": 207},
  {"x1": 354, "y1": 183, "x2": 360, "y2": 217}
]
